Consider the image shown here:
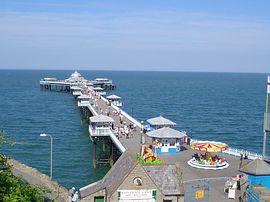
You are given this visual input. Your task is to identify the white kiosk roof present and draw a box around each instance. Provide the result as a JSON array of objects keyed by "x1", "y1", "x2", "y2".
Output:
[
  {"x1": 107, "y1": 94, "x2": 121, "y2": 100},
  {"x1": 71, "y1": 86, "x2": 81, "y2": 90},
  {"x1": 146, "y1": 127, "x2": 185, "y2": 139},
  {"x1": 78, "y1": 95, "x2": 91, "y2": 99},
  {"x1": 93, "y1": 87, "x2": 103, "y2": 91},
  {"x1": 90, "y1": 114, "x2": 114, "y2": 123},
  {"x1": 147, "y1": 116, "x2": 176, "y2": 126}
]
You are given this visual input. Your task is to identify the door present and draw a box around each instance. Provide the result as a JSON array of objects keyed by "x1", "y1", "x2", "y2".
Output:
[{"x1": 94, "y1": 196, "x2": 105, "y2": 202}]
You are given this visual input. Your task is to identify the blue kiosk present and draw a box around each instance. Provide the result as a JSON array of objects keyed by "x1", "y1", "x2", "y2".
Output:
[
  {"x1": 240, "y1": 159, "x2": 270, "y2": 190},
  {"x1": 146, "y1": 127, "x2": 186, "y2": 154}
]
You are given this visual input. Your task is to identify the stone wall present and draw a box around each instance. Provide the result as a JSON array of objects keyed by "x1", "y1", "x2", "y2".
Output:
[{"x1": 8, "y1": 158, "x2": 69, "y2": 202}]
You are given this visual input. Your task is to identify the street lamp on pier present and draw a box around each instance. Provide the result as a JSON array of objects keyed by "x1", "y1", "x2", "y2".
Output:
[
  {"x1": 140, "y1": 121, "x2": 144, "y2": 144},
  {"x1": 40, "y1": 133, "x2": 53, "y2": 179}
]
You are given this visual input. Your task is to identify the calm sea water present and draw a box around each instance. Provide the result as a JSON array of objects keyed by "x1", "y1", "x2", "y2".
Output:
[{"x1": 0, "y1": 70, "x2": 268, "y2": 188}]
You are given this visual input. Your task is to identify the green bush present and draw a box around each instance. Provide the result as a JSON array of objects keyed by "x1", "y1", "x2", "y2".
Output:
[{"x1": 0, "y1": 131, "x2": 46, "y2": 202}]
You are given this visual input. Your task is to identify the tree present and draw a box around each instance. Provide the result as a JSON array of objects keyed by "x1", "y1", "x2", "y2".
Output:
[{"x1": 0, "y1": 130, "x2": 46, "y2": 202}]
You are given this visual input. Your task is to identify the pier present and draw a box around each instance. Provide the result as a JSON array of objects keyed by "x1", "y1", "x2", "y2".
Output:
[{"x1": 40, "y1": 71, "x2": 263, "y2": 202}]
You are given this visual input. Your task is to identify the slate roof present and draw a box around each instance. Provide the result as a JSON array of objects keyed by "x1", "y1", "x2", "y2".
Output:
[
  {"x1": 79, "y1": 151, "x2": 184, "y2": 198},
  {"x1": 240, "y1": 159, "x2": 270, "y2": 175},
  {"x1": 147, "y1": 116, "x2": 176, "y2": 126},
  {"x1": 146, "y1": 127, "x2": 186, "y2": 139},
  {"x1": 143, "y1": 164, "x2": 184, "y2": 195},
  {"x1": 90, "y1": 114, "x2": 115, "y2": 123},
  {"x1": 79, "y1": 150, "x2": 136, "y2": 198},
  {"x1": 107, "y1": 94, "x2": 121, "y2": 100}
]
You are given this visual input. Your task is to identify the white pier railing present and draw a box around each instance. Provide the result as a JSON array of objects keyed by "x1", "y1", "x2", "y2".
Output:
[
  {"x1": 109, "y1": 130, "x2": 126, "y2": 153},
  {"x1": 100, "y1": 96, "x2": 142, "y2": 128}
]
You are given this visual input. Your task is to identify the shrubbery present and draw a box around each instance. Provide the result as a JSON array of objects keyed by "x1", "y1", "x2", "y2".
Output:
[{"x1": 0, "y1": 131, "x2": 46, "y2": 202}]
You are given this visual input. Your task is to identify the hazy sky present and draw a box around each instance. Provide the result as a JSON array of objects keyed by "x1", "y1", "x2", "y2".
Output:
[{"x1": 0, "y1": 0, "x2": 270, "y2": 72}]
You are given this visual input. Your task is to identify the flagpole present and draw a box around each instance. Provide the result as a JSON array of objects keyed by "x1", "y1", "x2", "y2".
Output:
[
  {"x1": 263, "y1": 76, "x2": 269, "y2": 159},
  {"x1": 266, "y1": 92, "x2": 269, "y2": 113}
]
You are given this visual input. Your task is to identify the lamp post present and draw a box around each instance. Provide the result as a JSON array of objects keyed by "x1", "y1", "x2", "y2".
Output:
[
  {"x1": 140, "y1": 121, "x2": 144, "y2": 144},
  {"x1": 40, "y1": 133, "x2": 53, "y2": 179}
]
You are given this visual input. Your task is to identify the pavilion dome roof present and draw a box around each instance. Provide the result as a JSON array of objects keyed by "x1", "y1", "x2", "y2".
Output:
[{"x1": 71, "y1": 71, "x2": 81, "y2": 78}]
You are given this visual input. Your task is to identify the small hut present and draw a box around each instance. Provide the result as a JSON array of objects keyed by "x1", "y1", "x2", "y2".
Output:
[
  {"x1": 93, "y1": 87, "x2": 106, "y2": 96},
  {"x1": 147, "y1": 116, "x2": 176, "y2": 130},
  {"x1": 240, "y1": 159, "x2": 270, "y2": 189},
  {"x1": 107, "y1": 94, "x2": 122, "y2": 107},
  {"x1": 146, "y1": 127, "x2": 186, "y2": 154},
  {"x1": 89, "y1": 115, "x2": 114, "y2": 138},
  {"x1": 77, "y1": 95, "x2": 91, "y2": 107}
]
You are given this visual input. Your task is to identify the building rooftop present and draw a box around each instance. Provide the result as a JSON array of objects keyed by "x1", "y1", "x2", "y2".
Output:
[
  {"x1": 90, "y1": 114, "x2": 115, "y2": 123},
  {"x1": 144, "y1": 164, "x2": 183, "y2": 195},
  {"x1": 79, "y1": 150, "x2": 184, "y2": 198},
  {"x1": 77, "y1": 95, "x2": 91, "y2": 99},
  {"x1": 240, "y1": 159, "x2": 270, "y2": 175},
  {"x1": 147, "y1": 116, "x2": 176, "y2": 126},
  {"x1": 146, "y1": 127, "x2": 185, "y2": 139},
  {"x1": 93, "y1": 87, "x2": 103, "y2": 91},
  {"x1": 80, "y1": 150, "x2": 136, "y2": 197},
  {"x1": 107, "y1": 94, "x2": 121, "y2": 100}
]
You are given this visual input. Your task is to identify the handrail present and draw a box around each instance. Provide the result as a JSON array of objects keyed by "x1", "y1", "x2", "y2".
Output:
[{"x1": 108, "y1": 130, "x2": 126, "y2": 153}]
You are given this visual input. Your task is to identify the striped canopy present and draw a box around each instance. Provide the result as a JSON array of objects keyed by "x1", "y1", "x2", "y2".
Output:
[{"x1": 191, "y1": 141, "x2": 228, "y2": 153}]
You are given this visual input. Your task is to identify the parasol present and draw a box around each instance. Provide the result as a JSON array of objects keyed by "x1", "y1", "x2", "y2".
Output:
[{"x1": 191, "y1": 141, "x2": 228, "y2": 153}]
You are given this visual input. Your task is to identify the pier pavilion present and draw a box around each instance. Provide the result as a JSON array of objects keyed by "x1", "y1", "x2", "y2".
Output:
[{"x1": 65, "y1": 70, "x2": 86, "y2": 83}]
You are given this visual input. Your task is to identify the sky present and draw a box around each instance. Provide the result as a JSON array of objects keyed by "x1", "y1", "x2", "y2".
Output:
[{"x1": 0, "y1": 0, "x2": 270, "y2": 72}]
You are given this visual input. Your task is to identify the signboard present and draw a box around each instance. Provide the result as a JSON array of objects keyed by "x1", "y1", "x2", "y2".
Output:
[
  {"x1": 119, "y1": 200, "x2": 155, "y2": 202},
  {"x1": 118, "y1": 190, "x2": 156, "y2": 200},
  {"x1": 195, "y1": 190, "x2": 204, "y2": 199}
]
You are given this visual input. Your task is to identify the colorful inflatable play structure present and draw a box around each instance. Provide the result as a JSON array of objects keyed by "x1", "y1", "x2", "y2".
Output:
[{"x1": 137, "y1": 143, "x2": 161, "y2": 164}]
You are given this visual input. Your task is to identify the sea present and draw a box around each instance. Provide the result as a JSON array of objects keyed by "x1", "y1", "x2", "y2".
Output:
[{"x1": 0, "y1": 70, "x2": 268, "y2": 189}]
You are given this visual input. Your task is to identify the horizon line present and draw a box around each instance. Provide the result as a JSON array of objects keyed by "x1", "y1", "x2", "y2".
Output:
[{"x1": 0, "y1": 68, "x2": 269, "y2": 74}]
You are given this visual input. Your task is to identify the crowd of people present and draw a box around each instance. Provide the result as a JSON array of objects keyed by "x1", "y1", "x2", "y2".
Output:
[{"x1": 89, "y1": 90, "x2": 138, "y2": 139}]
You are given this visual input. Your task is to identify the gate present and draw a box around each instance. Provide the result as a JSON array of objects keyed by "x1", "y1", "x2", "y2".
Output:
[
  {"x1": 247, "y1": 189, "x2": 260, "y2": 202},
  {"x1": 184, "y1": 179, "x2": 209, "y2": 202}
]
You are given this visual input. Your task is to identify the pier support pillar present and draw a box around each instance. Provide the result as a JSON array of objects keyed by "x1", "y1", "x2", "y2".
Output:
[
  {"x1": 109, "y1": 141, "x2": 114, "y2": 166},
  {"x1": 102, "y1": 141, "x2": 105, "y2": 152},
  {"x1": 93, "y1": 141, "x2": 97, "y2": 169}
]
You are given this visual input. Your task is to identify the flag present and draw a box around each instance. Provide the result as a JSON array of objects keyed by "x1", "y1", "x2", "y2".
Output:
[{"x1": 268, "y1": 75, "x2": 270, "y2": 94}]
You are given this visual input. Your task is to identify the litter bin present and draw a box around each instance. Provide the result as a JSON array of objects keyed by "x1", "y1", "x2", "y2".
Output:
[{"x1": 187, "y1": 138, "x2": 191, "y2": 145}]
